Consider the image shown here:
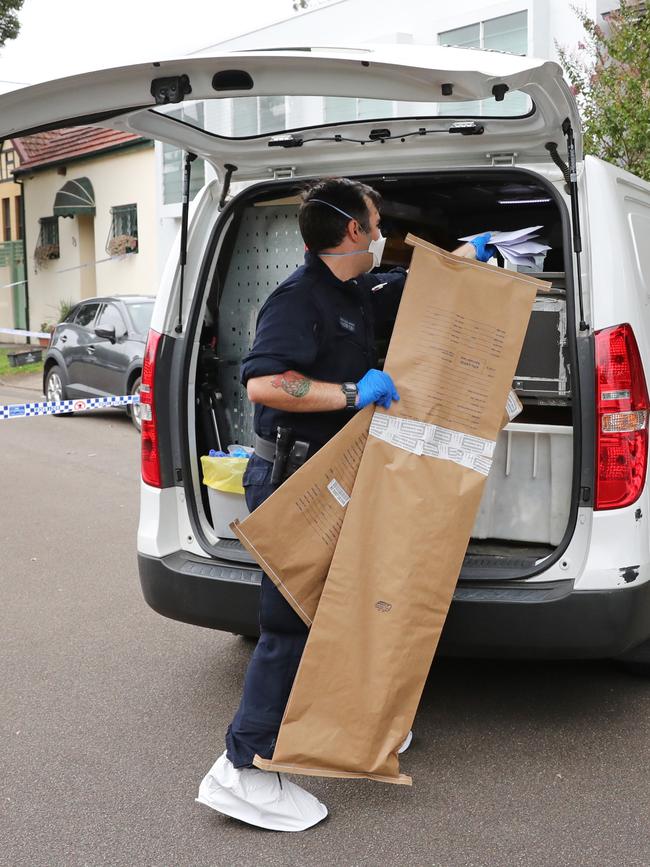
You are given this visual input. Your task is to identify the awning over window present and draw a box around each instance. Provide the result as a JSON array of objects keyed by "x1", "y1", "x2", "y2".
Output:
[{"x1": 53, "y1": 177, "x2": 95, "y2": 218}]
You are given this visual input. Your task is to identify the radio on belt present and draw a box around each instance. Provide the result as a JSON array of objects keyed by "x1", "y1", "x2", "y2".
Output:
[
  {"x1": 285, "y1": 439, "x2": 309, "y2": 478},
  {"x1": 271, "y1": 426, "x2": 310, "y2": 484}
]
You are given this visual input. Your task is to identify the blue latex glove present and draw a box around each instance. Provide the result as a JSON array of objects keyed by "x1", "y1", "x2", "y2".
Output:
[
  {"x1": 356, "y1": 369, "x2": 400, "y2": 409},
  {"x1": 470, "y1": 232, "x2": 496, "y2": 263}
]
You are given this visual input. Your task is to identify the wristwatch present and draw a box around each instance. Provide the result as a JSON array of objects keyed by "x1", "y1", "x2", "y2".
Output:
[{"x1": 341, "y1": 381, "x2": 358, "y2": 410}]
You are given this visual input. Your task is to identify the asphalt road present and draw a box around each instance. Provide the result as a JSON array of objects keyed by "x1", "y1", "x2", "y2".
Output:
[{"x1": 1, "y1": 378, "x2": 650, "y2": 867}]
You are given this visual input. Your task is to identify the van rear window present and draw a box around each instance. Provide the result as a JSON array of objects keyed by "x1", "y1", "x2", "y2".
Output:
[{"x1": 152, "y1": 92, "x2": 533, "y2": 139}]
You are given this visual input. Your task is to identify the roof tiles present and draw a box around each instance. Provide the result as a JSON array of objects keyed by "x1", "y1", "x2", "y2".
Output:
[{"x1": 13, "y1": 126, "x2": 148, "y2": 171}]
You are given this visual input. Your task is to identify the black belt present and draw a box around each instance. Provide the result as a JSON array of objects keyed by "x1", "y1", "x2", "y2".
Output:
[{"x1": 253, "y1": 434, "x2": 275, "y2": 463}]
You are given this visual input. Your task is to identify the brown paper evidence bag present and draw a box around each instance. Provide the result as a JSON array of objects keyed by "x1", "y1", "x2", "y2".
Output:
[{"x1": 232, "y1": 235, "x2": 543, "y2": 785}]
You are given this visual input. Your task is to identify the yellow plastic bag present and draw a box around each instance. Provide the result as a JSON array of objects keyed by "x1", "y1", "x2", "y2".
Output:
[{"x1": 201, "y1": 456, "x2": 249, "y2": 495}]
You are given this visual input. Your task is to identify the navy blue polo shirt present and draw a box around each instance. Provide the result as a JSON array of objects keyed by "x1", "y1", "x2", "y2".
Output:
[{"x1": 241, "y1": 251, "x2": 406, "y2": 452}]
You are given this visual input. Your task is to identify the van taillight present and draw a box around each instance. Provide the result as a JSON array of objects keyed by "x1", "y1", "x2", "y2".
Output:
[
  {"x1": 595, "y1": 324, "x2": 649, "y2": 509},
  {"x1": 141, "y1": 329, "x2": 161, "y2": 488}
]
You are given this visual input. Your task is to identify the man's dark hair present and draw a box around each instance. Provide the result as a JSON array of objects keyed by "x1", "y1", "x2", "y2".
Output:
[{"x1": 298, "y1": 178, "x2": 381, "y2": 252}]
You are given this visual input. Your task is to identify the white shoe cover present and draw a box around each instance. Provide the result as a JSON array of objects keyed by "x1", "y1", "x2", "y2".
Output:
[
  {"x1": 398, "y1": 730, "x2": 413, "y2": 754},
  {"x1": 196, "y1": 752, "x2": 328, "y2": 832}
]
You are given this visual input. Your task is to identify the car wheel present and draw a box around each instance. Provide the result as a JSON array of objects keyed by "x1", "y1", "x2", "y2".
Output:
[
  {"x1": 129, "y1": 375, "x2": 143, "y2": 432},
  {"x1": 44, "y1": 365, "x2": 72, "y2": 416}
]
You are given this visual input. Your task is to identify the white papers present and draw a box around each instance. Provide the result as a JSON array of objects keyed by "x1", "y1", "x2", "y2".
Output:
[{"x1": 459, "y1": 226, "x2": 551, "y2": 268}]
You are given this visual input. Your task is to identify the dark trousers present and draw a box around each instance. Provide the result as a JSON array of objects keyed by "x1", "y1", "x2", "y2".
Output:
[{"x1": 225, "y1": 454, "x2": 309, "y2": 768}]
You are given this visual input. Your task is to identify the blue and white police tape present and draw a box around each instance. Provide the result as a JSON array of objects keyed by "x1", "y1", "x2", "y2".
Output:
[
  {"x1": 0, "y1": 327, "x2": 51, "y2": 340},
  {"x1": 0, "y1": 394, "x2": 140, "y2": 420}
]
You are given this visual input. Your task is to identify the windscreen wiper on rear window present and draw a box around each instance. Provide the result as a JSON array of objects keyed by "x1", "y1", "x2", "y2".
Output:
[{"x1": 267, "y1": 120, "x2": 484, "y2": 148}]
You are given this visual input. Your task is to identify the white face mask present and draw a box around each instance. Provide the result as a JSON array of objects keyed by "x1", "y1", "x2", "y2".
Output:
[
  {"x1": 367, "y1": 232, "x2": 386, "y2": 269},
  {"x1": 309, "y1": 198, "x2": 385, "y2": 269}
]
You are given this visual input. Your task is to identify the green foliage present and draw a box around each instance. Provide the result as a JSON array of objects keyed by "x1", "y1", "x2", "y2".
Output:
[
  {"x1": 557, "y1": 1, "x2": 650, "y2": 181},
  {"x1": 57, "y1": 298, "x2": 76, "y2": 322},
  {"x1": 0, "y1": 0, "x2": 23, "y2": 48}
]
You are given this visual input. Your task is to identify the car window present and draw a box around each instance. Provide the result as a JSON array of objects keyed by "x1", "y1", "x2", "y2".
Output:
[
  {"x1": 96, "y1": 303, "x2": 126, "y2": 335},
  {"x1": 73, "y1": 302, "x2": 100, "y2": 328},
  {"x1": 125, "y1": 301, "x2": 154, "y2": 335}
]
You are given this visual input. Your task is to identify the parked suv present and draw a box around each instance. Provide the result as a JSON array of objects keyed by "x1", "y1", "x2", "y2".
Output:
[
  {"x1": 43, "y1": 295, "x2": 154, "y2": 430},
  {"x1": 6, "y1": 45, "x2": 650, "y2": 670}
]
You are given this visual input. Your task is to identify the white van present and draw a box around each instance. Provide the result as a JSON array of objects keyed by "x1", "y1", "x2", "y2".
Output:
[{"x1": 5, "y1": 46, "x2": 650, "y2": 670}]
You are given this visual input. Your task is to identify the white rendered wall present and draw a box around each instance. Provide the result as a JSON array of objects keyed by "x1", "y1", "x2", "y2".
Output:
[{"x1": 23, "y1": 144, "x2": 156, "y2": 332}]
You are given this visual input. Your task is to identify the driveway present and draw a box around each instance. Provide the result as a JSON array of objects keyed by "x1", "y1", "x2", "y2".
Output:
[{"x1": 1, "y1": 383, "x2": 649, "y2": 867}]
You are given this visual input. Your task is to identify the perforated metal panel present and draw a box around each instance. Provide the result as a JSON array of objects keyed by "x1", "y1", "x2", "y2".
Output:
[{"x1": 217, "y1": 204, "x2": 304, "y2": 446}]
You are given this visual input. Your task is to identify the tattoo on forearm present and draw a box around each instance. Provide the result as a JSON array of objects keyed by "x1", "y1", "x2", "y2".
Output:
[{"x1": 271, "y1": 371, "x2": 312, "y2": 398}]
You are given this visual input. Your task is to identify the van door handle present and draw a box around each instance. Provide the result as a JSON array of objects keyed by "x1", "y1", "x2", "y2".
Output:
[{"x1": 87, "y1": 345, "x2": 95, "y2": 354}]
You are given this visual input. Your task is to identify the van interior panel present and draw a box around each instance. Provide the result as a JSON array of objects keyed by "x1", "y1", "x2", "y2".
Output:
[{"x1": 193, "y1": 169, "x2": 575, "y2": 581}]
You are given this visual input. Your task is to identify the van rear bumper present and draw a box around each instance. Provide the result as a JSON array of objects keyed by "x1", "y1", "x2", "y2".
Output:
[
  {"x1": 138, "y1": 552, "x2": 650, "y2": 657},
  {"x1": 138, "y1": 551, "x2": 262, "y2": 636}
]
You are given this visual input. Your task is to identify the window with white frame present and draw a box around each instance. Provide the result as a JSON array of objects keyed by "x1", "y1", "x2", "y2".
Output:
[
  {"x1": 439, "y1": 10, "x2": 528, "y2": 53},
  {"x1": 162, "y1": 103, "x2": 206, "y2": 205},
  {"x1": 438, "y1": 11, "x2": 529, "y2": 115},
  {"x1": 231, "y1": 96, "x2": 287, "y2": 137},
  {"x1": 323, "y1": 97, "x2": 395, "y2": 124},
  {"x1": 106, "y1": 204, "x2": 138, "y2": 256}
]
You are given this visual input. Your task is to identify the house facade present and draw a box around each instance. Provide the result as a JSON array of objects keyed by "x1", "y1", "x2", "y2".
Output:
[{"x1": 11, "y1": 128, "x2": 156, "y2": 337}]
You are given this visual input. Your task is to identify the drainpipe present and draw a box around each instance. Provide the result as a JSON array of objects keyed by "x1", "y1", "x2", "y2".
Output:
[{"x1": 14, "y1": 175, "x2": 30, "y2": 343}]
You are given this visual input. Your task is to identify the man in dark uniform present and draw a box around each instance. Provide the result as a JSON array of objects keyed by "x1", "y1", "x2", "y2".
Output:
[{"x1": 197, "y1": 178, "x2": 493, "y2": 831}]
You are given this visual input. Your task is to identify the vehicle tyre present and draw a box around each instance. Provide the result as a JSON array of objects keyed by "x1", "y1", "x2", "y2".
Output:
[
  {"x1": 44, "y1": 365, "x2": 72, "y2": 416},
  {"x1": 129, "y1": 375, "x2": 143, "y2": 432}
]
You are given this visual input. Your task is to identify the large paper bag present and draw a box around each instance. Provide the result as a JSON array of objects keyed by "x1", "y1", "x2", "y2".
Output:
[
  {"x1": 233, "y1": 407, "x2": 371, "y2": 624},
  {"x1": 234, "y1": 238, "x2": 539, "y2": 626},
  {"x1": 239, "y1": 237, "x2": 541, "y2": 783}
]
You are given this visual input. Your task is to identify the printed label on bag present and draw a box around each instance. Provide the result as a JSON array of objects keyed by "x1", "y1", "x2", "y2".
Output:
[{"x1": 327, "y1": 478, "x2": 351, "y2": 508}]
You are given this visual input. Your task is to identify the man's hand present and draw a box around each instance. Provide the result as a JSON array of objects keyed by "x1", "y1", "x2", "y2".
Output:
[{"x1": 356, "y1": 369, "x2": 400, "y2": 409}]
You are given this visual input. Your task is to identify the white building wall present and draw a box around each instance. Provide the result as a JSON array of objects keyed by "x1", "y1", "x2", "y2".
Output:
[
  {"x1": 92, "y1": 147, "x2": 158, "y2": 297},
  {"x1": 23, "y1": 144, "x2": 156, "y2": 332},
  {"x1": 193, "y1": 0, "x2": 619, "y2": 60}
]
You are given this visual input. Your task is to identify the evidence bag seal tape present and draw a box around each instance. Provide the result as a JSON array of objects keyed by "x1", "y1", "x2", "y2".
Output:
[
  {"x1": 506, "y1": 389, "x2": 523, "y2": 421},
  {"x1": 0, "y1": 394, "x2": 139, "y2": 420},
  {"x1": 369, "y1": 412, "x2": 495, "y2": 476}
]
